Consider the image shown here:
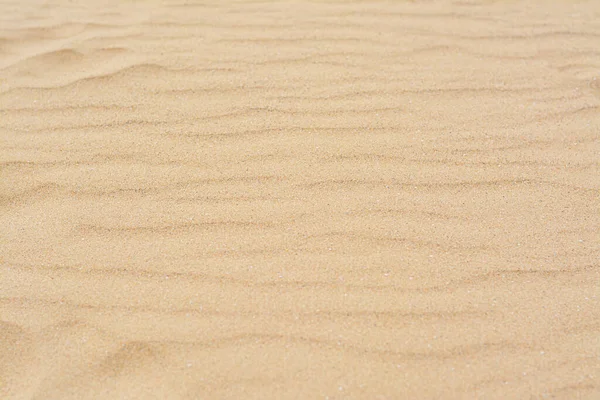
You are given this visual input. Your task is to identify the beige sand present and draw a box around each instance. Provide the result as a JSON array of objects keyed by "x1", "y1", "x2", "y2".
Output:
[{"x1": 1, "y1": 0, "x2": 599, "y2": 398}]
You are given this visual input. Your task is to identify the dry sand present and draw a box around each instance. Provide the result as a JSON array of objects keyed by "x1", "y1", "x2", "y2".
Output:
[{"x1": 1, "y1": 0, "x2": 599, "y2": 398}]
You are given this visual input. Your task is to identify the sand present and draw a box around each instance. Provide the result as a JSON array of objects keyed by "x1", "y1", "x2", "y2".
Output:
[{"x1": 1, "y1": 0, "x2": 599, "y2": 398}]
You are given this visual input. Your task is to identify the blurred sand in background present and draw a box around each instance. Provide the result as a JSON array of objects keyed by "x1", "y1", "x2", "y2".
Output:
[{"x1": 1, "y1": 0, "x2": 599, "y2": 398}]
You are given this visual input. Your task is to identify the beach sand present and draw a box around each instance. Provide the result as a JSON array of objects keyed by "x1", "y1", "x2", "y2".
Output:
[{"x1": 1, "y1": 0, "x2": 599, "y2": 398}]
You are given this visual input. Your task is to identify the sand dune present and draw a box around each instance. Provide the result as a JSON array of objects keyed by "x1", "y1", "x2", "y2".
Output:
[{"x1": 1, "y1": 0, "x2": 599, "y2": 398}]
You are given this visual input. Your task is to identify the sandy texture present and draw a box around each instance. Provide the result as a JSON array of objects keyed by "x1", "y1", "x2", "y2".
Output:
[{"x1": 1, "y1": 0, "x2": 599, "y2": 398}]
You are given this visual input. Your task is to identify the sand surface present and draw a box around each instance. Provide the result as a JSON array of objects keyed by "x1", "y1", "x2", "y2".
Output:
[{"x1": 1, "y1": 0, "x2": 600, "y2": 398}]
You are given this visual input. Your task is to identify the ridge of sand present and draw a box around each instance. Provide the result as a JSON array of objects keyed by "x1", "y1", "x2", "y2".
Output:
[{"x1": 1, "y1": 0, "x2": 599, "y2": 399}]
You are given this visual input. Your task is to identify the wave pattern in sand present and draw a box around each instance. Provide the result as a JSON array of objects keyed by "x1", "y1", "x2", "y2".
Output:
[{"x1": 1, "y1": 0, "x2": 599, "y2": 399}]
